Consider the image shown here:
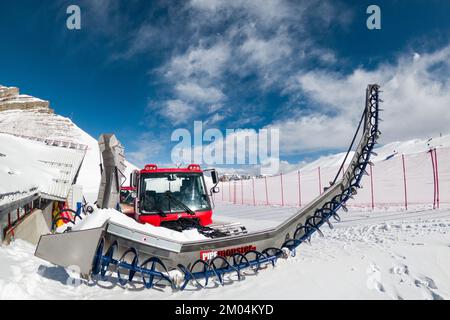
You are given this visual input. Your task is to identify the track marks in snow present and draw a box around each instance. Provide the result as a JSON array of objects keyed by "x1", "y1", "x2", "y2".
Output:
[
  {"x1": 414, "y1": 277, "x2": 443, "y2": 300},
  {"x1": 366, "y1": 264, "x2": 385, "y2": 293}
]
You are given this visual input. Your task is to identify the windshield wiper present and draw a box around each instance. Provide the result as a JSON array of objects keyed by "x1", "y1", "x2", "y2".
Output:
[
  {"x1": 141, "y1": 193, "x2": 167, "y2": 217},
  {"x1": 164, "y1": 191, "x2": 196, "y2": 215}
]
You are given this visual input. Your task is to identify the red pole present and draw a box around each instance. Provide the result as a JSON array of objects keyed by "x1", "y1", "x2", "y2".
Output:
[
  {"x1": 430, "y1": 150, "x2": 437, "y2": 209},
  {"x1": 252, "y1": 178, "x2": 256, "y2": 206},
  {"x1": 241, "y1": 179, "x2": 244, "y2": 205},
  {"x1": 318, "y1": 167, "x2": 322, "y2": 195},
  {"x1": 370, "y1": 164, "x2": 375, "y2": 210},
  {"x1": 434, "y1": 149, "x2": 440, "y2": 209},
  {"x1": 8, "y1": 212, "x2": 11, "y2": 228},
  {"x1": 265, "y1": 176, "x2": 269, "y2": 206},
  {"x1": 280, "y1": 173, "x2": 285, "y2": 206},
  {"x1": 402, "y1": 154, "x2": 408, "y2": 210},
  {"x1": 234, "y1": 181, "x2": 237, "y2": 204},
  {"x1": 297, "y1": 170, "x2": 302, "y2": 207}
]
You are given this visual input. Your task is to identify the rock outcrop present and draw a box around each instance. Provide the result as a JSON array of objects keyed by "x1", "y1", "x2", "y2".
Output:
[{"x1": 0, "y1": 85, "x2": 53, "y2": 113}]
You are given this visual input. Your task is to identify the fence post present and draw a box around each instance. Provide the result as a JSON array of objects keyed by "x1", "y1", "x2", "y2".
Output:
[
  {"x1": 265, "y1": 176, "x2": 269, "y2": 206},
  {"x1": 430, "y1": 149, "x2": 437, "y2": 209},
  {"x1": 318, "y1": 166, "x2": 322, "y2": 195},
  {"x1": 402, "y1": 154, "x2": 408, "y2": 210},
  {"x1": 252, "y1": 178, "x2": 256, "y2": 206},
  {"x1": 280, "y1": 173, "x2": 285, "y2": 207},
  {"x1": 434, "y1": 148, "x2": 440, "y2": 209},
  {"x1": 369, "y1": 164, "x2": 375, "y2": 210},
  {"x1": 297, "y1": 170, "x2": 302, "y2": 207},
  {"x1": 241, "y1": 179, "x2": 244, "y2": 205}
]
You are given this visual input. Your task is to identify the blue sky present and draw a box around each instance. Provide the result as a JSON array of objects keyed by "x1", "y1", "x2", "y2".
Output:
[{"x1": 0, "y1": 0, "x2": 449, "y2": 172}]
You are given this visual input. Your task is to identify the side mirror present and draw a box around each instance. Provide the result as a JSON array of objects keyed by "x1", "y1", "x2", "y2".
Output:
[
  {"x1": 211, "y1": 169, "x2": 219, "y2": 185},
  {"x1": 212, "y1": 186, "x2": 220, "y2": 194},
  {"x1": 131, "y1": 170, "x2": 139, "y2": 188}
]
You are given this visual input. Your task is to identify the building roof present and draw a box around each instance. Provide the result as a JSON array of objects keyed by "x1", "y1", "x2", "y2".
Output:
[{"x1": 0, "y1": 133, "x2": 86, "y2": 206}]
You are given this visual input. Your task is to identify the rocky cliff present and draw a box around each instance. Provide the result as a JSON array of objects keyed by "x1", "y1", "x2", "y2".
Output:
[{"x1": 0, "y1": 85, "x2": 52, "y2": 113}]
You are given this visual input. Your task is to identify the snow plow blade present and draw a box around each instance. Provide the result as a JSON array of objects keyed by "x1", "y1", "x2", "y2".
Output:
[{"x1": 34, "y1": 226, "x2": 105, "y2": 275}]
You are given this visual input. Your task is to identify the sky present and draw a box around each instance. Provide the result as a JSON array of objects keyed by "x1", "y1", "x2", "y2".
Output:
[{"x1": 0, "y1": 0, "x2": 449, "y2": 173}]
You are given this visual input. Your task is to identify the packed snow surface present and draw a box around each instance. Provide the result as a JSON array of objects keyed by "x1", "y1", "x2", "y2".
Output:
[
  {"x1": 65, "y1": 207, "x2": 208, "y2": 242},
  {"x1": 0, "y1": 204, "x2": 449, "y2": 300}
]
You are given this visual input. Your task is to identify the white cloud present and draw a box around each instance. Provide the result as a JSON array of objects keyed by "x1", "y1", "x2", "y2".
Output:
[
  {"x1": 127, "y1": 133, "x2": 166, "y2": 167},
  {"x1": 208, "y1": 103, "x2": 223, "y2": 114},
  {"x1": 161, "y1": 100, "x2": 196, "y2": 125},
  {"x1": 189, "y1": 0, "x2": 306, "y2": 27},
  {"x1": 205, "y1": 113, "x2": 225, "y2": 125},
  {"x1": 269, "y1": 114, "x2": 354, "y2": 154},
  {"x1": 239, "y1": 33, "x2": 292, "y2": 67},
  {"x1": 276, "y1": 45, "x2": 450, "y2": 154},
  {"x1": 158, "y1": 42, "x2": 231, "y2": 121},
  {"x1": 154, "y1": 0, "x2": 350, "y2": 124},
  {"x1": 175, "y1": 83, "x2": 225, "y2": 103},
  {"x1": 165, "y1": 42, "x2": 231, "y2": 81}
]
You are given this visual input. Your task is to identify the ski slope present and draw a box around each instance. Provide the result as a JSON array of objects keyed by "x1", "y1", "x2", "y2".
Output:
[
  {"x1": 0, "y1": 204, "x2": 449, "y2": 300},
  {"x1": 298, "y1": 132, "x2": 450, "y2": 172}
]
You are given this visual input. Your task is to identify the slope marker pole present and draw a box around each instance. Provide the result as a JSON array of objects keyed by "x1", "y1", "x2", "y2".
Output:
[
  {"x1": 370, "y1": 164, "x2": 375, "y2": 210},
  {"x1": 280, "y1": 173, "x2": 285, "y2": 207},
  {"x1": 401, "y1": 154, "x2": 408, "y2": 211},
  {"x1": 297, "y1": 170, "x2": 302, "y2": 208},
  {"x1": 241, "y1": 179, "x2": 244, "y2": 205},
  {"x1": 252, "y1": 178, "x2": 256, "y2": 206},
  {"x1": 430, "y1": 149, "x2": 437, "y2": 209},
  {"x1": 318, "y1": 167, "x2": 322, "y2": 195},
  {"x1": 265, "y1": 176, "x2": 269, "y2": 206},
  {"x1": 434, "y1": 148, "x2": 440, "y2": 209}
]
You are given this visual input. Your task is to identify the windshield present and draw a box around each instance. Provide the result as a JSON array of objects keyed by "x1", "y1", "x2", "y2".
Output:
[{"x1": 140, "y1": 172, "x2": 211, "y2": 214}]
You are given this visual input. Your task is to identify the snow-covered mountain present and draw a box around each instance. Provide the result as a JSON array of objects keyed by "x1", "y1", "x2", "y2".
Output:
[
  {"x1": 0, "y1": 84, "x2": 138, "y2": 201},
  {"x1": 294, "y1": 133, "x2": 450, "y2": 173}
]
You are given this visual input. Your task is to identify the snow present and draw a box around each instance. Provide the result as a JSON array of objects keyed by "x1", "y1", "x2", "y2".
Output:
[
  {"x1": 0, "y1": 204, "x2": 448, "y2": 299},
  {"x1": 64, "y1": 207, "x2": 208, "y2": 242},
  {"x1": 0, "y1": 133, "x2": 79, "y2": 205},
  {"x1": 298, "y1": 132, "x2": 450, "y2": 172},
  {"x1": 0, "y1": 94, "x2": 46, "y2": 104}
]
